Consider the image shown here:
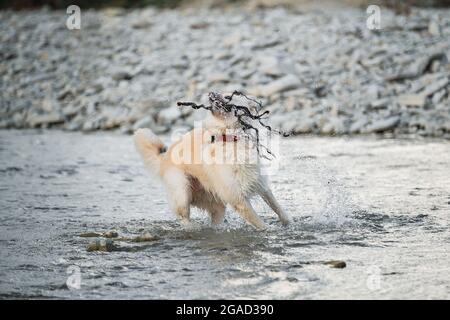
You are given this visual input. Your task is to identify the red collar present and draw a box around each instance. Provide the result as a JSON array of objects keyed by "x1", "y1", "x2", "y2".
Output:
[{"x1": 211, "y1": 134, "x2": 239, "y2": 143}]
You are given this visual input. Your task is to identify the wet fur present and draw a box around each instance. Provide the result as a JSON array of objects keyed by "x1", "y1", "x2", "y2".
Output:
[{"x1": 133, "y1": 113, "x2": 291, "y2": 230}]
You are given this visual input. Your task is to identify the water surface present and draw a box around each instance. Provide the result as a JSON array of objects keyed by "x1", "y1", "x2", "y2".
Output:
[{"x1": 0, "y1": 130, "x2": 449, "y2": 299}]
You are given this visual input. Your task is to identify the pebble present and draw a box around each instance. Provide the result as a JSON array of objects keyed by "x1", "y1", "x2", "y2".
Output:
[
  {"x1": 132, "y1": 232, "x2": 160, "y2": 242},
  {"x1": 365, "y1": 116, "x2": 400, "y2": 133},
  {"x1": 79, "y1": 232, "x2": 102, "y2": 238},
  {"x1": 133, "y1": 116, "x2": 155, "y2": 130},
  {"x1": 397, "y1": 94, "x2": 426, "y2": 108},
  {"x1": 157, "y1": 106, "x2": 182, "y2": 125},
  {"x1": 103, "y1": 230, "x2": 119, "y2": 238},
  {"x1": 324, "y1": 260, "x2": 347, "y2": 269},
  {"x1": 252, "y1": 74, "x2": 301, "y2": 97},
  {"x1": 86, "y1": 239, "x2": 118, "y2": 252}
]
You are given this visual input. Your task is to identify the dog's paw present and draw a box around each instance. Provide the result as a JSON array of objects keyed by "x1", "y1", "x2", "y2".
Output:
[{"x1": 280, "y1": 215, "x2": 292, "y2": 227}]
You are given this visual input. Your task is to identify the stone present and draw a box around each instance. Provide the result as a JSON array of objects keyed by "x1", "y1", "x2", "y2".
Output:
[
  {"x1": 252, "y1": 74, "x2": 301, "y2": 97},
  {"x1": 28, "y1": 113, "x2": 64, "y2": 127},
  {"x1": 86, "y1": 239, "x2": 117, "y2": 252},
  {"x1": 79, "y1": 232, "x2": 102, "y2": 238},
  {"x1": 103, "y1": 230, "x2": 119, "y2": 238},
  {"x1": 111, "y1": 68, "x2": 133, "y2": 81},
  {"x1": 422, "y1": 77, "x2": 449, "y2": 97},
  {"x1": 157, "y1": 106, "x2": 182, "y2": 124},
  {"x1": 397, "y1": 94, "x2": 426, "y2": 108},
  {"x1": 324, "y1": 260, "x2": 346, "y2": 269},
  {"x1": 223, "y1": 33, "x2": 243, "y2": 47},
  {"x1": 370, "y1": 98, "x2": 391, "y2": 109},
  {"x1": 294, "y1": 118, "x2": 315, "y2": 134},
  {"x1": 258, "y1": 55, "x2": 295, "y2": 77},
  {"x1": 428, "y1": 21, "x2": 440, "y2": 36},
  {"x1": 131, "y1": 19, "x2": 152, "y2": 29},
  {"x1": 349, "y1": 118, "x2": 368, "y2": 134},
  {"x1": 365, "y1": 116, "x2": 400, "y2": 133},
  {"x1": 133, "y1": 116, "x2": 155, "y2": 130},
  {"x1": 132, "y1": 232, "x2": 160, "y2": 242},
  {"x1": 432, "y1": 89, "x2": 447, "y2": 105},
  {"x1": 207, "y1": 73, "x2": 229, "y2": 84}
]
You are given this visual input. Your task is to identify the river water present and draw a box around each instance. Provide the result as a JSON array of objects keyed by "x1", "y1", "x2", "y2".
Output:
[{"x1": 0, "y1": 130, "x2": 449, "y2": 299}]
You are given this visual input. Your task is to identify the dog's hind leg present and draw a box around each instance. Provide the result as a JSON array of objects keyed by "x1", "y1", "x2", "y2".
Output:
[
  {"x1": 208, "y1": 202, "x2": 226, "y2": 226},
  {"x1": 258, "y1": 187, "x2": 291, "y2": 226},
  {"x1": 231, "y1": 199, "x2": 266, "y2": 230},
  {"x1": 189, "y1": 176, "x2": 226, "y2": 226}
]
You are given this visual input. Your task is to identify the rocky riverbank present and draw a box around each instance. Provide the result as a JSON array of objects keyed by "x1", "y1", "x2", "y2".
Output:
[{"x1": 1, "y1": 6, "x2": 449, "y2": 136}]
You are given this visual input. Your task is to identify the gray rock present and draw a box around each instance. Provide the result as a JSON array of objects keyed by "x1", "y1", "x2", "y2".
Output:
[
  {"x1": 432, "y1": 89, "x2": 447, "y2": 105},
  {"x1": 349, "y1": 118, "x2": 368, "y2": 134},
  {"x1": 133, "y1": 116, "x2": 155, "y2": 130},
  {"x1": 86, "y1": 239, "x2": 117, "y2": 252},
  {"x1": 251, "y1": 74, "x2": 301, "y2": 97},
  {"x1": 131, "y1": 232, "x2": 160, "y2": 242},
  {"x1": 365, "y1": 116, "x2": 400, "y2": 133},
  {"x1": 324, "y1": 260, "x2": 346, "y2": 269},
  {"x1": 157, "y1": 106, "x2": 182, "y2": 125},
  {"x1": 111, "y1": 68, "x2": 133, "y2": 81},
  {"x1": 79, "y1": 232, "x2": 102, "y2": 238},
  {"x1": 422, "y1": 77, "x2": 449, "y2": 97},
  {"x1": 207, "y1": 73, "x2": 229, "y2": 84},
  {"x1": 428, "y1": 21, "x2": 440, "y2": 36},
  {"x1": 258, "y1": 55, "x2": 295, "y2": 77},
  {"x1": 103, "y1": 230, "x2": 119, "y2": 238},
  {"x1": 28, "y1": 113, "x2": 64, "y2": 127},
  {"x1": 397, "y1": 94, "x2": 426, "y2": 108},
  {"x1": 131, "y1": 19, "x2": 152, "y2": 29}
]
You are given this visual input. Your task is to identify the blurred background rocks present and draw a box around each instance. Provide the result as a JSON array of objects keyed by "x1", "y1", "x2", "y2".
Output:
[{"x1": 0, "y1": 0, "x2": 449, "y2": 137}]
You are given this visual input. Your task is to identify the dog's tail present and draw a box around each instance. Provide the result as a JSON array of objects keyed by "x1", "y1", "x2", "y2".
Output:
[{"x1": 134, "y1": 128, "x2": 166, "y2": 175}]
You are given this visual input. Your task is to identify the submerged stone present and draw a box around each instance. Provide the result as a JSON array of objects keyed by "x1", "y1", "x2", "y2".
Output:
[
  {"x1": 86, "y1": 239, "x2": 118, "y2": 252},
  {"x1": 324, "y1": 260, "x2": 347, "y2": 269},
  {"x1": 132, "y1": 232, "x2": 160, "y2": 242},
  {"x1": 103, "y1": 230, "x2": 119, "y2": 238},
  {"x1": 79, "y1": 232, "x2": 102, "y2": 238}
]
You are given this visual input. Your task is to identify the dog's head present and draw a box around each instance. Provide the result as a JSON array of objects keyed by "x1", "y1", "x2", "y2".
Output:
[
  {"x1": 206, "y1": 92, "x2": 238, "y2": 128},
  {"x1": 178, "y1": 91, "x2": 261, "y2": 130}
]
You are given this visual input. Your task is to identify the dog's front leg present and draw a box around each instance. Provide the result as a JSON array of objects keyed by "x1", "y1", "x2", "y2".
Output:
[
  {"x1": 209, "y1": 202, "x2": 226, "y2": 226},
  {"x1": 174, "y1": 205, "x2": 191, "y2": 226},
  {"x1": 258, "y1": 187, "x2": 291, "y2": 226},
  {"x1": 231, "y1": 199, "x2": 266, "y2": 231}
]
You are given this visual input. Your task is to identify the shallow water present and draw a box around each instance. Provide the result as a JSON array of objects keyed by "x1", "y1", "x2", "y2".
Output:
[{"x1": 0, "y1": 130, "x2": 449, "y2": 299}]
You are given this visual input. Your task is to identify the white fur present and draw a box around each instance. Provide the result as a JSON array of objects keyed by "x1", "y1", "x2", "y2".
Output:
[{"x1": 134, "y1": 115, "x2": 291, "y2": 230}]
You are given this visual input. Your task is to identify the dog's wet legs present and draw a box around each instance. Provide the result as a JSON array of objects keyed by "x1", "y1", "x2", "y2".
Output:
[
  {"x1": 232, "y1": 200, "x2": 266, "y2": 230},
  {"x1": 174, "y1": 205, "x2": 192, "y2": 226},
  {"x1": 209, "y1": 203, "x2": 226, "y2": 226},
  {"x1": 259, "y1": 187, "x2": 291, "y2": 226}
]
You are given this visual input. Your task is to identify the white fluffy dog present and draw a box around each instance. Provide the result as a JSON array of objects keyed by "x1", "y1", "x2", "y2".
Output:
[{"x1": 134, "y1": 94, "x2": 291, "y2": 230}]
